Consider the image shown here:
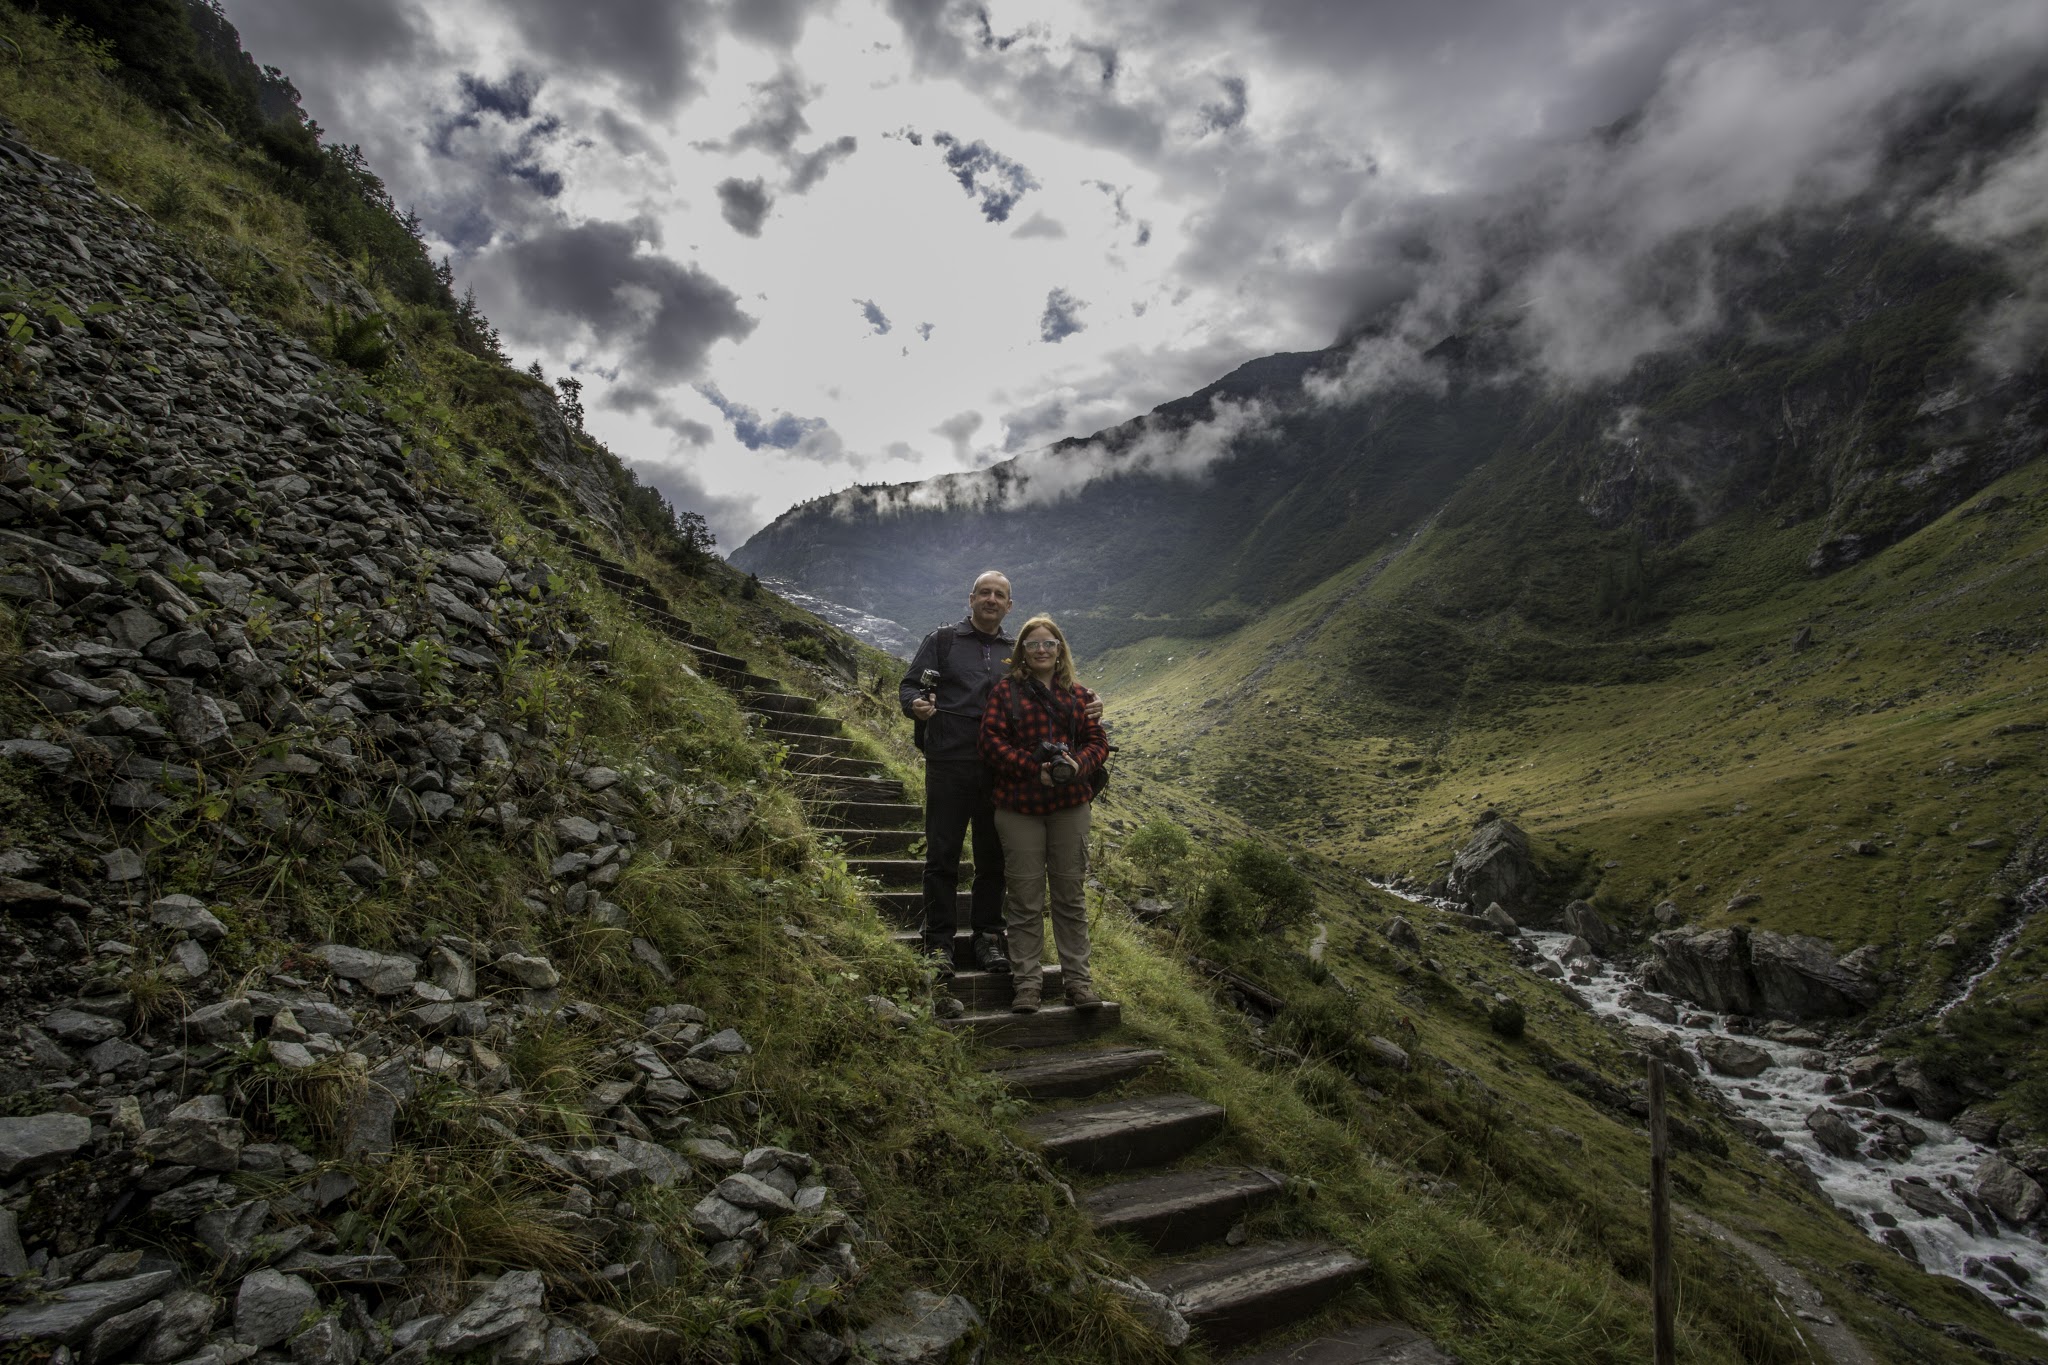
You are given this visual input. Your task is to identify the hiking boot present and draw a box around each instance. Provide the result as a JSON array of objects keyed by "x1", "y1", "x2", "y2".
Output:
[
  {"x1": 972, "y1": 931, "x2": 1011, "y2": 974},
  {"x1": 1010, "y1": 981, "x2": 1041, "y2": 1014},
  {"x1": 1064, "y1": 980, "x2": 1103, "y2": 1011},
  {"x1": 927, "y1": 950, "x2": 955, "y2": 989}
]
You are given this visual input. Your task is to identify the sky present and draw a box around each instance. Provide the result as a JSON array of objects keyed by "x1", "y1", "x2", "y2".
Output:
[{"x1": 220, "y1": 0, "x2": 2048, "y2": 550}]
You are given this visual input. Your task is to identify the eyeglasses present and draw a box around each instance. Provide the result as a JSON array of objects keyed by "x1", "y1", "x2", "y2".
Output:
[{"x1": 1021, "y1": 640, "x2": 1061, "y2": 653}]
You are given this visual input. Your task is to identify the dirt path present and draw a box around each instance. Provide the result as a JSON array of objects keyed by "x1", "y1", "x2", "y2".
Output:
[{"x1": 1681, "y1": 1210, "x2": 1876, "y2": 1365}]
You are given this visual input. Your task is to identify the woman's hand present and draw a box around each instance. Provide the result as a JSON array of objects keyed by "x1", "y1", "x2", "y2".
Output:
[{"x1": 1038, "y1": 764, "x2": 1055, "y2": 787}]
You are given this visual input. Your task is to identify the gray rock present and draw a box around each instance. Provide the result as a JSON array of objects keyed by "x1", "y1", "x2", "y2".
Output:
[
  {"x1": 0, "y1": 1111, "x2": 92, "y2": 1178},
  {"x1": 681, "y1": 1138, "x2": 745, "y2": 1170},
  {"x1": 1697, "y1": 1036, "x2": 1774, "y2": 1078},
  {"x1": 1890, "y1": 1178, "x2": 1975, "y2": 1231},
  {"x1": 87, "y1": 1298, "x2": 166, "y2": 1363},
  {"x1": 614, "y1": 1136, "x2": 688, "y2": 1189},
  {"x1": 1561, "y1": 900, "x2": 1613, "y2": 953},
  {"x1": 166, "y1": 686, "x2": 230, "y2": 752},
  {"x1": 40, "y1": 1008, "x2": 122, "y2": 1045},
  {"x1": 1618, "y1": 986, "x2": 1679, "y2": 1024},
  {"x1": 84, "y1": 1035, "x2": 149, "y2": 1075},
  {"x1": 1974, "y1": 1155, "x2": 2046, "y2": 1226},
  {"x1": 573, "y1": 1307, "x2": 681, "y2": 1364},
  {"x1": 151, "y1": 894, "x2": 228, "y2": 943},
  {"x1": 313, "y1": 944, "x2": 417, "y2": 995},
  {"x1": 1445, "y1": 815, "x2": 1534, "y2": 916},
  {"x1": 689, "y1": 1027, "x2": 752, "y2": 1058},
  {"x1": 493, "y1": 953, "x2": 560, "y2": 989},
  {"x1": 425, "y1": 945, "x2": 475, "y2": 999},
  {"x1": 339, "y1": 856, "x2": 385, "y2": 888},
  {"x1": 1891, "y1": 1057, "x2": 1964, "y2": 1121},
  {"x1": 432, "y1": 1268, "x2": 546, "y2": 1354},
  {"x1": 138, "y1": 1288, "x2": 217, "y2": 1362},
  {"x1": 1804, "y1": 1107, "x2": 1863, "y2": 1160},
  {"x1": 1480, "y1": 902, "x2": 1519, "y2": 937},
  {"x1": 0, "y1": 1270, "x2": 175, "y2": 1346},
  {"x1": 540, "y1": 1321, "x2": 600, "y2": 1363},
  {"x1": 0, "y1": 1207, "x2": 27, "y2": 1277},
  {"x1": 155, "y1": 1094, "x2": 244, "y2": 1172},
  {"x1": 1648, "y1": 926, "x2": 1876, "y2": 1020},
  {"x1": 195, "y1": 1199, "x2": 273, "y2": 1271},
  {"x1": 716, "y1": 1171, "x2": 797, "y2": 1215},
  {"x1": 1363, "y1": 1036, "x2": 1411, "y2": 1071},
  {"x1": 1382, "y1": 916, "x2": 1421, "y2": 952},
  {"x1": 184, "y1": 996, "x2": 253, "y2": 1045},
  {"x1": 342, "y1": 1056, "x2": 415, "y2": 1157},
  {"x1": 553, "y1": 816, "x2": 601, "y2": 846},
  {"x1": 289, "y1": 1313, "x2": 359, "y2": 1365},
  {"x1": 857, "y1": 1290, "x2": 985, "y2": 1365},
  {"x1": 0, "y1": 738, "x2": 74, "y2": 772},
  {"x1": 688, "y1": 1193, "x2": 762, "y2": 1242},
  {"x1": 235, "y1": 1269, "x2": 318, "y2": 1348}
]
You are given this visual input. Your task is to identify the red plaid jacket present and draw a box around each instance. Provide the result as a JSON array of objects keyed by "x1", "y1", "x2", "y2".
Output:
[{"x1": 979, "y1": 677, "x2": 1108, "y2": 815}]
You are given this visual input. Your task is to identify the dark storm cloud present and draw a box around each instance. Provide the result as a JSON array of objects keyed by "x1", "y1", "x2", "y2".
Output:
[
  {"x1": 856, "y1": 299, "x2": 893, "y2": 335},
  {"x1": 789, "y1": 135, "x2": 859, "y2": 192},
  {"x1": 932, "y1": 132, "x2": 1040, "y2": 222},
  {"x1": 457, "y1": 71, "x2": 539, "y2": 121},
  {"x1": 497, "y1": 0, "x2": 717, "y2": 113},
  {"x1": 223, "y1": 0, "x2": 427, "y2": 68},
  {"x1": 726, "y1": 0, "x2": 824, "y2": 49},
  {"x1": 629, "y1": 458, "x2": 759, "y2": 555},
  {"x1": 1198, "y1": 74, "x2": 1247, "y2": 133},
  {"x1": 1011, "y1": 213, "x2": 1066, "y2": 239},
  {"x1": 605, "y1": 383, "x2": 716, "y2": 444},
  {"x1": 719, "y1": 69, "x2": 815, "y2": 156},
  {"x1": 484, "y1": 220, "x2": 755, "y2": 381},
  {"x1": 1039, "y1": 288, "x2": 1087, "y2": 343},
  {"x1": 696, "y1": 384, "x2": 831, "y2": 451},
  {"x1": 717, "y1": 178, "x2": 774, "y2": 236}
]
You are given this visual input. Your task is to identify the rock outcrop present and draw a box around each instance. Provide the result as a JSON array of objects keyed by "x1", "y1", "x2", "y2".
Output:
[
  {"x1": 1445, "y1": 816, "x2": 1536, "y2": 919},
  {"x1": 1645, "y1": 927, "x2": 1877, "y2": 1020}
]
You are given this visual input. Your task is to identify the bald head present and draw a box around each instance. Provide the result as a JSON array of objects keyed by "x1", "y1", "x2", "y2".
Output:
[{"x1": 968, "y1": 570, "x2": 1013, "y2": 634}]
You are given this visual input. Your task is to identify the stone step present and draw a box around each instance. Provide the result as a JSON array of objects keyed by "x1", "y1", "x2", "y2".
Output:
[
  {"x1": 1145, "y1": 1241, "x2": 1369, "y2": 1351},
  {"x1": 948, "y1": 965, "x2": 1059, "y2": 1011},
  {"x1": 1227, "y1": 1324, "x2": 1457, "y2": 1364},
  {"x1": 787, "y1": 752, "x2": 889, "y2": 780},
  {"x1": 807, "y1": 798, "x2": 922, "y2": 827},
  {"x1": 743, "y1": 690, "x2": 819, "y2": 715},
  {"x1": 748, "y1": 710, "x2": 844, "y2": 738},
  {"x1": 848, "y1": 857, "x2": 949, "y2": 888},
  {"x1": 982, "y1": 1045, "x2": 1167, "y2": 1100},
  {"x1": 1084, "y1": 1166, "x2": 1287, "y2": 1255},
  {"x1": 943, "y1": 1003, "x2": 1122, "y2": 1050},
  {"x1": 816, "y1": 826, "x2": 922, "y2": 856},
  {"x1": 764, "y1": 728, "x2": 860, "y2": 755},
  {"x1": 1018, "y1": 1093, "x2": 1224, "y2": 1175}
]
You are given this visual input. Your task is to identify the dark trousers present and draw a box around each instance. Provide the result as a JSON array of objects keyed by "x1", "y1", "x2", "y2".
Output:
[{"x1": 923, "y1": 759, "x2": 1006, "y2": 953}]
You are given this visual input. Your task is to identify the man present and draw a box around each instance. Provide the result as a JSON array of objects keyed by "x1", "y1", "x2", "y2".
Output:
[{"x1": 900, "y1": 570, "x2": 1016, "y2": 980}]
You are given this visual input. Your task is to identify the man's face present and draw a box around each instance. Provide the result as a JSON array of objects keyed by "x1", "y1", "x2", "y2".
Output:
[{"x1": 969, "y1": 574, "x2": 1012, "y2": 632}]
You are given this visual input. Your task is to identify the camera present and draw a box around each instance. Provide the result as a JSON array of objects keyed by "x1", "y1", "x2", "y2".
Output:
[
  {"x1": 1035, "y1": 739, "x2": 1079, "y2": 785},
  {"x1": 917, "y1": 668, "x2": 940, "y2": 696}
]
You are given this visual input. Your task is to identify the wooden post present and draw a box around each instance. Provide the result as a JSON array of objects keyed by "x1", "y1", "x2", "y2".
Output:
[{"x1": 1648, "y1": 1057, "x2": 1675, "y2": 1365}]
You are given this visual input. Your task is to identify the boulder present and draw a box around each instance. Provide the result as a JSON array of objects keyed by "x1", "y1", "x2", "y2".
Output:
[
  {"x1": 313, "y1": 945, "x2": 418, "y2": 996},
  {"x1": 1974, "y1": 1155, "x2": 2045, "y2": 1226},
  {"x1": 1382, "y1": 917, "x2": 1421, "y2": 952},
  {"x1": 1804, "y1": 1107, "x2": 1862, "y2": 1160},
  {"x1": 1444, "y1": 816, "x2": 1535, "y2": 917},
  {"x1": 1889, "y1": 1058, "x2": 1963, "y2": 1121},
  {"x1": 1646, "y1": 928, "x2": 1752, "y2": 1013},
  {"x1": 0, "y1": 1270, "x2": 175, "y2": 1347},
  {"x1": 433, "y1": 1269, "x2": 547, "y2": 1355},
  {"x1": 0, "y1": 1111, "x2": 92, "y2": 1178},
  {"x1": 1647, "y1": 927, "x2": 1875, "y2": 1020},
  {"x1": 857, "y1": 1290, "x2": 984, "y2": 1365},
  {"x1": 234, "y1": 1269, "x2": 318, "y2": 1348},
  {"x1": 1698, "y1": 1037, "x2": 1773, "y2": 1078},
  {"x1": 1561, "y1": 900, "x2": 1613, "y2": 954},
  {"x1": 1480, "y1": 903, "x2": 1520, "y2": 937},
  {"x1": 153, "y1": 1094, "x2": 244, "y2": 1171}
]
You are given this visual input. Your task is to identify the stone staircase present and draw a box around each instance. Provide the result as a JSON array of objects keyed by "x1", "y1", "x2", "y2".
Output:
[{"x1": 536, "y1": 520, "x2": 1451, "y2": 1362}]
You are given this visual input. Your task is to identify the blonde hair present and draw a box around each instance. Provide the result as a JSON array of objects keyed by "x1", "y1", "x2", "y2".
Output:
[{"x1": 1008, "y1": 615, "x2": 1077, "y2": 688}]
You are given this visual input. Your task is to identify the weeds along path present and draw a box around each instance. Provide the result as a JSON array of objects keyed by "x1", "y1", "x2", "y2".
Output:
[
  {"x1": 574, "y1": 540, "x2": 1458, "y2": 1359},
  {"x1": 1679, "y1": 1212, "x2": 1877, "y2": 1365}
]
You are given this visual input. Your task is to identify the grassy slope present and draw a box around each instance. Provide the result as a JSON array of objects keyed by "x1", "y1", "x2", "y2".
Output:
[{"x1": 6, "y1": 9, "x2": 2042, "y2": 1360}]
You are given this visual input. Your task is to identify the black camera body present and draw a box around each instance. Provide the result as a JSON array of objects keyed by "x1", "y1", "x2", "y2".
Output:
[{"x1": 1035, "y1": 739, "x2": 1079, "y2": 785}]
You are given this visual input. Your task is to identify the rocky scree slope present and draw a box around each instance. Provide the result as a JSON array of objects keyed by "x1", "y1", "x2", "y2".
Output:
[{"x1": 0, "y1": 122, "x2": 1025, "y2": 1365}]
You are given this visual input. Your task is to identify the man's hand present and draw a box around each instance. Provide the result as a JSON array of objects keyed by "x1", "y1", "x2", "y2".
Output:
[
  {"x1": 909, "y1": 696, "x2": 936, "y2": 720},
  {"x1": 1080, "y1": 686, "x2": 1105, "y2": 722}
]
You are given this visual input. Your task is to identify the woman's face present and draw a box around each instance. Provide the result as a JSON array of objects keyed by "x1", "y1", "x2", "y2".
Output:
[{"x1": 1020, "y1": 629, "x2": 1060, "y2": 671}]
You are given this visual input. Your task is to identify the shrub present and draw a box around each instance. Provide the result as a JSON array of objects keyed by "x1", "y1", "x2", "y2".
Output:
[
  {"x1": 1489, "y1": 999, "x2": 1527, "y2": 1039},
  {"x1": 325, "y1": 306, "x2": 391, "y2": 372},
  {"x1": 1123, "y1": 817, "x2": 1191, "y2": 884},
  {"x1": 1197, "y1": 875, "x2": 1261, "y2": 939},
  {"x1": 1222, "y1": 839, "x2": 1316, "y2": 928}
]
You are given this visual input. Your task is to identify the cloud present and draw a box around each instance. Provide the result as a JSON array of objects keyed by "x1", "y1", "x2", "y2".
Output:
[
  {"x1": 480, "y1": 219, "x2": 755, "y2": 381},
  {"x1": 497, "y1": 0, "x2": 718, "y2": 113},
  {"x1": 789, "y1": 134, "x2": 859, "y2": 192},
  {"x1": 717, "y1": 177, "x2": 774, "y2": 236},
  {"x1": 916, "y1": 321, "x2": 935, "y2": 340},
  {"x1": 605, "y1": 382, "x2": 717, "y2": 444},
  {"x1": 1198, "y1": 74, "x2": 1247, "y2": 133},
  {"x1": 1039, "y1": 287, "x2": 1087, "y2": 343},
  {"x1": 626, "y1": 456, "x2": 763, "y2": 554},
  {"x1": 697, "y1": 382, "x2": 832, "y2": 451},
  {"x1": 456, "y1": 71, "x2": 539, "y2": 121},
  {"x1": 933, "y1": 409, "x2": 984, "y2": 459},
  {"x1": 725, "y1": 0, "x2": 825, "y2": 50},
  {"x1": 718, "y1": 68, "x2": 815, "y2": 156},
  {"x1": 932, "y1": 132, "x2": 1040, "y2": 222},
  {"x1": 856, "y1": 298, "x2": 893, "y2": 335},
  {"x1": 1010, "y1": 212, "x2": 1067, "y2": 239}
]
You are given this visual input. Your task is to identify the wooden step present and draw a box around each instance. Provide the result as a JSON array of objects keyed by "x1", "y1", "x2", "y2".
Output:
[
  {"x1": 743, "y1": 690, "x2": 819, "y2": 715},
  {"x1": 787, "y1": 752, "x2": 889, "y2": 779},
  {"x1": 893, "y1": 929, "x2": 1000, "y2": 968},
  {"x1": 791, "y1": 774, "x2": 906, "y2": 803},
  {"x1": 749, "y1": 710, "x2": 844, "y2": 737},
  {"x1": 1019, "y1": 1093, "x2": 1224, "y2": 1174},
  {"x1": 1228, "y1": 1324, "x2": 1457, "y2": 1364},
  {"x1": 684, "y1": 643, "x2": 750, "y2": 672},
  {"x1": 849, "y1": 857, "x2": 953, "y2": 888},
  {"x1": 944, "y1": 1003, "x2": 1123, "y2": 1050},
  {"x1": 1084, "y1": 1166, "x2": 1286, "y2": 1254},
  {"x1": 814, "y1": 826, "x2": 921, "y2": 856},
  {"x1": 983, "y1": 1046, "x2": 1166, "y2": 1100},
  {"x1": 807, "y1": 799, "x2": 921, "y2": 827},
  {"x1": 1147, "y1": 1241, "x2": 1369, "y2": 1350},
  {"x1": 948, "y1": 965, "x2": 1059, "y2": 1011},
  {"x1": 765, "y1": 729, "x2": 860, "y2": 755}
]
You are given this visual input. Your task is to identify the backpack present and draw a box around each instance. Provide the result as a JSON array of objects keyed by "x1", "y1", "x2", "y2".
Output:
[
  {"x1": 1008, "y1": 678, "x2": 1112, "y2": 798},
  {"x1": 910, "y1": 628, "x2": 955, "y2": 753}
]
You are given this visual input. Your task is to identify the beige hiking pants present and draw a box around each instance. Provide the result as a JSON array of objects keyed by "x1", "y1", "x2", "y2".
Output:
[{"x1": 994, "y1": 803, "x2": 1092, "y2": 988}]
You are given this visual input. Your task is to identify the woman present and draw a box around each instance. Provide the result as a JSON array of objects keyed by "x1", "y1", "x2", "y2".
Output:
[{"x1": 979, "y1": 615, "x2": 1109, "y2": 1013}]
